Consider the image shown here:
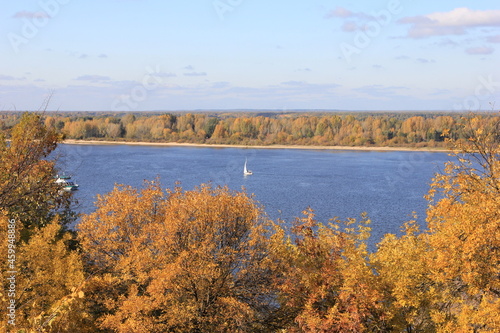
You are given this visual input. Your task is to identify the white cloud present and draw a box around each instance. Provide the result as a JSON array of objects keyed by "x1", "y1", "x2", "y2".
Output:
[
  {"x1": 487, "y1": 35, "x2": 500, "y2": 43},
  {"x1": 354, "y1": 85, "x2": 408, "y2": 97},
  {"x1": 75, "y1": 75, "x2": 111, "y2": 82},
  {"x1": 427, "y1": 8, "x2": 500, "y2": 27},
  {"x1": 0, "y1": 75, "x2": 26, "y2": 81},
  {"x1": 395, "y1": 55, "x2": 410, "y2": 60},
  {"x1": 465, "y1": 46, "x2": 494, "y2": 55},
  {"x1": 325, "y1": 6, "x2": 370, "y2": 20},
  {"x1": 399, "y1": 8, "x2": 500, "y2": 38},
  {"x1": 184, "y1": 72, "x2": 207, "y2": 77},
  {"x1": 326, "y1": 7, "x2": 354, "y2": 19},
  {"x1": 12, "y1": 11, "x2": 49, "y2": 19},
  {"x1": 156, "y1": 72, "x2": 177, "y2": 78},
  {"x1": 211, "y1": 82, "x2": 231, "y2": 89},
  {"x1": 416, "y1": 58, "x2": 436, "y2": 64},
  {"x1": 436, "y1": 38, "x2": 460, "y2": 47},
  {"x1": 327, "y1": 6, "x2": 398, "y2": 34},
  {"x1": 342, "y1": 21, "x2": 359, "y2": 32},
  {"x1": 0, "y1": 75, "x2": 16, "y2": 81}
]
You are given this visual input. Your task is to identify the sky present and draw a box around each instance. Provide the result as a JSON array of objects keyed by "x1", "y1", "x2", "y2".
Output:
[{"x1": 1, "y1": 0, "x2": 500, "y2": 112}]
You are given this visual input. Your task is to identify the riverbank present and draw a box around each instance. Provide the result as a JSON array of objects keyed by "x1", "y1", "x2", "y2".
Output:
[{"x1": 63, "y1": 139, "x2": 452, "y2": 152}]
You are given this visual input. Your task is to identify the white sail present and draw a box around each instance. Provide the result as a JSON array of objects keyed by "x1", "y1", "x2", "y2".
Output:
[{"x1": 244, "y1": 158, "x2": 252, "y2": 175}]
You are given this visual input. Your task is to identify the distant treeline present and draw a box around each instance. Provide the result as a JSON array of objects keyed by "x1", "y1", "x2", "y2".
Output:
[{"x1": 2, "y1": 111, "x2": 499, "y2": 147}]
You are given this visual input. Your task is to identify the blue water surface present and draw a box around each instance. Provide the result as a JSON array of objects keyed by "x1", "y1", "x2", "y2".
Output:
[{"x1": 55, "y1": 144, "x2": 451, "y2": 248}]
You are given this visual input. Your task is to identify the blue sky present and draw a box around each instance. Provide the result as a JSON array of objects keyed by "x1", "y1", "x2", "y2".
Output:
[{"x1": 1, "y1": 0, "x2": 499, "y2": 111}]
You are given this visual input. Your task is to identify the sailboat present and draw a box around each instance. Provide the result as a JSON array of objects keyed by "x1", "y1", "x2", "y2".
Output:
[{"x1": 243, "y1": 158, "x2": 253, "y2": 175}]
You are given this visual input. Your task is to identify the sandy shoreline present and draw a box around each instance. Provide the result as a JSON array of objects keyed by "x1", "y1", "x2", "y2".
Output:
[{"x1": 62, "y1": 139, "x2": 451, "y2": 152}]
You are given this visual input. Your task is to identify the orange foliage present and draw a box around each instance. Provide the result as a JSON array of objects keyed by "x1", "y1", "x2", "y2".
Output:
[
  {"x1": 270, "y1": 209, "x2": 386, "y2": 332},
  {"x1": 78, "y1": 182, "x2": 281, "y2": 332}
]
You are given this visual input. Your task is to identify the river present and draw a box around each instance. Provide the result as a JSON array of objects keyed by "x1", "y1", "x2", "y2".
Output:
[{"x1": 55, "y1": 144, "x2": 451, "y2": 247}]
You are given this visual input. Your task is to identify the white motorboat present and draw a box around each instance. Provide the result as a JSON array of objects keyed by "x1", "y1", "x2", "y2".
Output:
[{"x1": 55, "y1": 175, "x2": 79, "y2": 191}]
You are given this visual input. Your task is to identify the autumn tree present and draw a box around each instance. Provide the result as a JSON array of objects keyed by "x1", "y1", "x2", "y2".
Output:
[
  {"x1": 0, "y1": 112, "x2": 74, "y2": 239},
  {"x1": 270, "y1": 209, "x2": 386, "y2": 332},
  {"x1": 372, "y1": 114, "x2": 500, "y2": 332},
  {"x1": 423, "y1": 115, "x2": 500, "y2": 331},
  {"x1": 0, "y1": 213, "x2": 92, "y2": 332},
  {"x1": 0, "y1": 112, "x2": 91, "y2": 332},
  {"x1": 78, "y1": 181, "x2": 282, "y2": 332},
  {"x1": 371, "y1": 220, "x2": 436, "y2": 332}
]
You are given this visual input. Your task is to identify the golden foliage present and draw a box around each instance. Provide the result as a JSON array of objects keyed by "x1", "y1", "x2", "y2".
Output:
[
  {"x1": 0, "y1": 112, "x2": 73, "y2": 240},
  {"x1": 373, "y1": 116, "x2": 500, "y2": 332},
  {"x1": 424, "y1": 118, "x2": 500, "y2": 332},
  {"x1": 270, "y1": 209, "x2": 386, "y2": 332},
  {"x1": 78, "y1": 182, "x2": 280, "y2": 332},
  {"x1": 0, "y1": 213, "x2": 91, "y2": 332},
  {"x1": 372, "y1": 220, "x2": 436, "y2": 331}
]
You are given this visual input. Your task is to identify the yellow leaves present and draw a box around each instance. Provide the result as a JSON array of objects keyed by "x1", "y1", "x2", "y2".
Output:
[
  {"x1": 0, "y1": 113, "x2": 94, "y2": 332},
  {"x1": 78, "y1": 181, "x2": 278, "y2": 332},
  {"x1": 0, "y1": 113, "x2": 72, "y2": 241},
  {"x1": 0, "y1": 216, "x2": 91, "y2": 332},
  {"x1": 426, "y1": 169, "x2": 500, "y2": 291},
  {"x1": 403, "y1": 119, "x2": 500, "y2": 332},
  {"x1": 430, "y1": 309, "x2": 448, "y2": 328},
  {"x1": 78, "y1": 181, "x2": 165, "y2": 274},
  {"x1": 270, "y1": 210, "x2": 384, "y2": 331},
  {"x1": 373, "y1": 226, "x2": 429, "y2": 301}
]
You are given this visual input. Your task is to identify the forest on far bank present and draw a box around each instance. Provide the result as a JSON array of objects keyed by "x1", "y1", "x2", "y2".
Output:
[{"x1": 1, "y1": 110, "x2": 499, "y2": 148}]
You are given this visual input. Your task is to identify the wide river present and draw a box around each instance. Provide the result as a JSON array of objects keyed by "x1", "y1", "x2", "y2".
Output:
[{"x1": 55, "y1": 144, "x2": 451, "y2": 248}]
